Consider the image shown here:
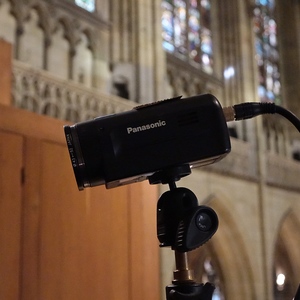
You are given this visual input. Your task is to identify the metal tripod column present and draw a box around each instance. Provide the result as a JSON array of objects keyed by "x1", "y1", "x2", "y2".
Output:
[{"x1": 173, "y1": 251, "x2": 195, "y2": 283}]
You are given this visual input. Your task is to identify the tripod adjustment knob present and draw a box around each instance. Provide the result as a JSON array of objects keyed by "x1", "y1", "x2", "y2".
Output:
[{"x1": 175, "y1": 206, "x2": 218, "y2": 252}]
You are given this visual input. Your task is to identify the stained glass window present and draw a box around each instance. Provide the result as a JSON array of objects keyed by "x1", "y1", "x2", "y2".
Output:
[
  {"x1": 75, "y1": 0, "x2": 95, "y2": 12},
  {"x1": 162, "y1": 0, "x2": 213, "y2": 74},
  {"x1": 253, "y1": 0, "x2": 281, "y2": 104}
]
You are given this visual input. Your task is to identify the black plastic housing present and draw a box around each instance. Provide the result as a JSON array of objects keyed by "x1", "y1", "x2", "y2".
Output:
[{"x1": 64, "y1": 94, "x2": 231, "y2": 190}]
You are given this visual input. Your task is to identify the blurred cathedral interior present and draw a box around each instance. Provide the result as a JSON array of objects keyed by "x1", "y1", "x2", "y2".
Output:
[{"x1": 0, "y1": 0, "x2": 300, "y2": 299}]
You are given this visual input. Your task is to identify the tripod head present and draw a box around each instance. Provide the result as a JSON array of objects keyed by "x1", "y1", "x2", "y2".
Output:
[
  {"x1": 149, "y1": 165, "x2": 219, "y2": 300},
  {"x1": 156, "y1": 186, "x2": 218, "y2": 252},
  {"x1": 148, "y1": 165, "x2": 218, "y2": 252}
]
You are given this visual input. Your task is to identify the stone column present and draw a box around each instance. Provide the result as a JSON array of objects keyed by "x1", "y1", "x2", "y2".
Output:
[
  {"x1": 92, "y1": 29, "x2": 111, "y2": 91},
  {"x1": 109, "y1": 0, "x2": 167, "y2": 103},
  {"x1": 276, "y1": 0, "x2": 300, "y2": 141}
]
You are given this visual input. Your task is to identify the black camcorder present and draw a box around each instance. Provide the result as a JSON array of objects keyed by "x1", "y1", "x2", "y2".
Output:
[{"x1": 64, "y1": 94, "x2": 231, "y2": 190}]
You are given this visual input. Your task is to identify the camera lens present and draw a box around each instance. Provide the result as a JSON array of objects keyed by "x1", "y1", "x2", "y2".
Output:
[
  {"x1": 64, "y1": 125, "x2": 89, "y2": 190},
  {"x1": 64, "y1": 122, "x2": 106, "y2": 190}
]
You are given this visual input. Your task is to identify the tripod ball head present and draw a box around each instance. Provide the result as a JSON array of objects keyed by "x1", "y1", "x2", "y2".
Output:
[{"x1": 157, "y1": 187, "x2": 218, "y2": 252}]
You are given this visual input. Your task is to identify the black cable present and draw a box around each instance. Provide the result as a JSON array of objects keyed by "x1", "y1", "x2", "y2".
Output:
[
  {"x1": 274, "y1": 105, "x2": 300, "y2": 132},
  {"x1": 294, "y1": 284, "x2": 300, "y2": 300},
  {"x1": 223, "y1": 102, "x2": 300, "y2": 132},
  {"x1": 223, "y1": 102, "x2": 300, "y2": 300}
]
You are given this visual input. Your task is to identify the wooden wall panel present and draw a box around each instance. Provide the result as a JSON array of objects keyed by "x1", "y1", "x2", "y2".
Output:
[
  {"x1": 0, "y1": 131, "x2": 23, "y2": 299},
  {"x1": 0, "y1": 104, "x2": 160, "y2": 300},
  {"x1": 21, "y1": 138, "x2": 42, "y2": 300},
  {"x1": 0, "y1": 40, "x2": 12, "y2": 106},
  {"x1": 128, "y1": 182, "x2": 160, "y2": 300},
  {"x1": 82, "y1": 186, "x2": 130, "y2": 300},
  {"x1": 21, "y1": 139, "x2": 131, "y2": 300}
]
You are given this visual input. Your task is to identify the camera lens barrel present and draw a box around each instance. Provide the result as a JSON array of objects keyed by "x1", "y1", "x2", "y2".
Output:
[
  {"x1": 64, "y1": 125, "x2": 89, "y2": 190},
  {"x1": 64, "y1": 124, "x2": 105, "y2": 190}
]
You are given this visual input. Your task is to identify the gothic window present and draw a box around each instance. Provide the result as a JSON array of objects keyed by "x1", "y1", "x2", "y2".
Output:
[
  {"x1": 253, "y1": 0, "x2": 281, "y2": 104},
  {"x1": 190, "y1": 249, "x2": 226, "y2": 300},
  {"x1": 273, "y1": 233, "x2": 296, "y2": 299},
  {"x1": 273, "y1": 213, "x2": 300, "y2": 300},
  {"x1": 201, "y1": 258, "x2": 225, "y2": 300},
  {"x1": 74, "y1": 0, "x2": 95, "y2": 12},
  {"x1": 162, "y1": 0, "x2": 213, "y2": 74}
]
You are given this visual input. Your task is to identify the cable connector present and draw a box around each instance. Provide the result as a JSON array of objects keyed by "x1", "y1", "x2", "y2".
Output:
[
  {"x1": 222, "y1": 106, "x2": 235, "y2": 122},
  {"x1": 223, "y1": 102, "x2": 300, "y2": 132},
  {"x1": 223, "y1": 102, "x2": 276, "y2": 122}
]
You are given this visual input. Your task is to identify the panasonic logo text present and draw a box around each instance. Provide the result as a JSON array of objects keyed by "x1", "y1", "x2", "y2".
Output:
[{"x1": 127, "y1": 120, "x2": 166, "y2": 134}]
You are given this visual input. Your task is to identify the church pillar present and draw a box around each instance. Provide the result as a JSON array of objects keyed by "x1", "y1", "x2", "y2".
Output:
[
  {"x1": 276, "y1": 0, "x2": 300, "y2": 141},
  {"x1": 92, "y1": 29, "x2": 111, "y2": 91},
  {"x1": 109, "y1": 0, "x2": 167, "y2": 103}
]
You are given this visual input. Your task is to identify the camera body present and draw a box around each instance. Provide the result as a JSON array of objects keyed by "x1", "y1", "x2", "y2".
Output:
[{"x1": 64, "y1": 94, "x2": 231, "y2": 190}]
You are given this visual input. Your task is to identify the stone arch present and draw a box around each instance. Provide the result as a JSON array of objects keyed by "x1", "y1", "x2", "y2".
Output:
[
  {"x1": 189, "y1": 245, "x2": 226, "y2": 299},
  {"x1": 273, "y1": 210, "x2": 300, "y2": 299},
  {"x1": 7, "y1": 0, "x2": 23, "y2": 22},
  {"x1": 166, "y1": 67, "x2": 176, "y2": 97},
  {"x1": 190, "y1": 193, "x2": 257, "y2": 300},
  {"x1": 47, "y1": 19, "x2": 70, "y2": 79},
  {"x1": 30, "y1": 2, "x2": 54, "y2": 70},
  {"x1": 57, "y1": 16, "x2": 82, "y2": 80},
  {"x1": 58, "y1": 16, "x2": 78, "y2": 47},
  {"x1": 18, "y1": 7, "x2": 45, "y2": 69},
  {"x1": 81, "y1": 27, "x2": 96, "y2": 54},
  {"x1": 0, "y1": 0, "x2": 17, "y2": 44},
  {"x1": 263, "y1": 116, "x2": 291, "y2": 156},
  {"x1": 30, "y1": 2, "x2": 51, "y2": 34},
  {"x1": 72, "y1": 30, "x2": 93, "y2": 87}
]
